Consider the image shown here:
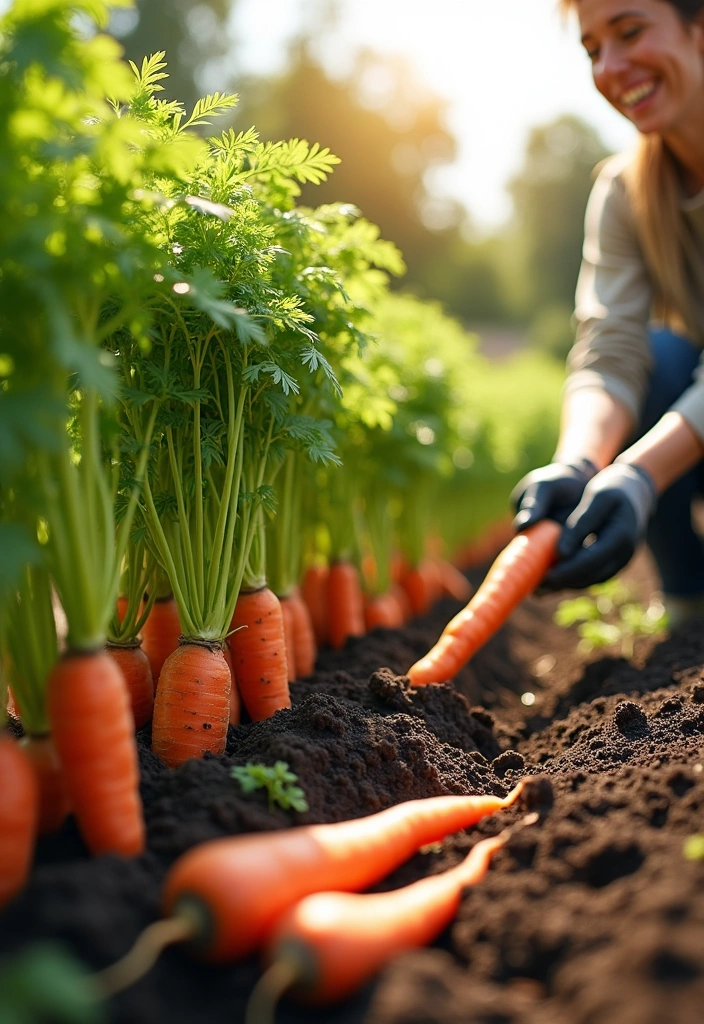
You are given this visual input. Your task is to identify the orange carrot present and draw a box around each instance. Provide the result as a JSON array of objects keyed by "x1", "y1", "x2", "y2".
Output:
[
  {"x1": 327, "y1": 561, "x2": 365, "y2": 651},
  {"x1": 229, "y1": 587, "x2": 291, "y2": 722},
  {"x1": 162, "y1": 784, "x2": 523, "y2": 962},
  {"x1": 400, "y1": 559, "x2": 442, "y2": 617},
  {"x1": 436, "y1": 559, "x2": 472, "y2": 603},
  {"x1": 106, "y1": 641, "x2": 154, "y2": 730},
  {"x1": 364, "y1": 593, "x2": 404, "y2": 632},
  {"x1": 152, "y1": 641, "x2": 231, "y2": 769},
  {"x1": 48, "y1": 650, "x2": 145, "y2": 856},
  {"x1": 0, "y1": 734, "x2": 38, "y2": 909},
  {"x1": 300, "y1": 565, "x2": 329, "y2": 647},
  {"x1": 141, "y1": 595, "x2": 182, "y2": 687},
  {"x1": 288, "y1": 588, "x2": 317, "y2": 678},
  {"x1": 223, "y1": 641, "x2": 240, "y2": 727},
  {"x1": 20, "y1": 734, "x2": 70, "y2": 836},
  {"x1": 278, "y1": 596, "x2": 297, "y2": 684},
  {"x1": 408, "y1": 520, "x2": 561, "y2": 685},
  {"x1": 391, "y1": 583, "x2": 413, "y2": 623},
  {"x1": 264, "y1": 832, "x2": 506, "y2": 1005}
]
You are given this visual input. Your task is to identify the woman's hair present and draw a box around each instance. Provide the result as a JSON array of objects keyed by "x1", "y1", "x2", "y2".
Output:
[{"x1": 561, "y1": 0, "x2": 704, "y2": 335}]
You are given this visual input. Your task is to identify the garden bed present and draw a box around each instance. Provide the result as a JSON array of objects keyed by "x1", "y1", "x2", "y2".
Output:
[{"x1": 2, "y1": 550, "x2": 704, "y2": 1024}]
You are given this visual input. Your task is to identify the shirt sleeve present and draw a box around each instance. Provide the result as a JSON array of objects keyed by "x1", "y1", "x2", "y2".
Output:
[
  {"x1": 670, "y1": 359, "x2": 704, "y2": 443},
  {"x1": 564, "y1": 157, "x2": 654, "y2": 425}
]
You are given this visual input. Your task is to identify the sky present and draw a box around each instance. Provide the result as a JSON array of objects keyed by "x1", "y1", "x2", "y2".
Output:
[{"x1": 229, "y1": 0, "x2": 638, "y2": 230}]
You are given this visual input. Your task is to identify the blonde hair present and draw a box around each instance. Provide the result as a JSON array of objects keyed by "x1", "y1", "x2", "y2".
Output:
[{"x1": 559, "y1": 0, "x2": 702, "y2": 336}]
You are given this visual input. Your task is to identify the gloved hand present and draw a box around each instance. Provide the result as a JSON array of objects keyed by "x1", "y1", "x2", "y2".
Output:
[
  {"x1": 511, "y1": 458, "x2": 598, "y2": 531},
  {"x1": 540, "y1": 461, "x2": 658, "y2": 591}
]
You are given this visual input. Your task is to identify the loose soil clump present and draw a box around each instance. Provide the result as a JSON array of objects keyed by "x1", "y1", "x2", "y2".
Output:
[{"x1": 2, "y1": 550, "x2": 704, "y2": 1024}]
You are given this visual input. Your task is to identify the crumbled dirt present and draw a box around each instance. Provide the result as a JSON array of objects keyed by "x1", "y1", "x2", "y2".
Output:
[{"x1": 2, "y1": 547, "x2": 704, "y2": 1024}]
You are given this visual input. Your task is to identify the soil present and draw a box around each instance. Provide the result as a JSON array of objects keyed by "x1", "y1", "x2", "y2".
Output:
[{"x1": 2, "y1": 547, "x2": 704, "y2": 1024}]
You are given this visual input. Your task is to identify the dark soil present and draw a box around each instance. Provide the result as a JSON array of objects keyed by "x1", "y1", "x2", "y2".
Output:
[{"x1": 3, "y1": 548, "x2": 704, "y2": 1024}]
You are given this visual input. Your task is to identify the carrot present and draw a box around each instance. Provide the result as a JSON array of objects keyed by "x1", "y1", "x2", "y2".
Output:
[
  {"x1": 6, "y1": 684, "x2": 19, "y2": 721},
  {"x1": 288, "y1": 588, "x2": 316, "y2": 678},
  {"x1": 391, "y1": 583, "x2": 413, "y2": 623},
  {"x1": 364, "y1": 593, "x2": 404, "y2": 632},
  {"x1": 278, "y1": 596, "x2": 297, "y2": 684},
  {"x1": 408, "y1": 520, "x2": 561, "y2": 686},
  {"x1": 106, "y1": 641, "x2": 154, "y2": 730},
  {"x1": 263, "y1": 832, "x2": 506, "y2": 1005},
  {"x1": 152, "y1": 641, "x2": 231, "y2": 769},
  {"x1": 327, "y1": 561, "x2": 365, "y2": 651},
  {"x1": 223, "y1": 641, "x2": 240, "y2": 727},
  {"x1": 0, "y1": 734, "x2": 38, "y2": 910},
  {"x1": 141, "y1": 595, "x2": 181, "y2": 687},
  {"x1": 400, "y1": 559, "x2": 442, "y2": 617},
  {"x1": 300, "y1": 565, "x2": 329, "y2": 647},
  {"x1": 229, "y1": 587, "x2": 291, "y2": 722},
  {"x1": 48, "y1": 650, "x2": 145, "y2": 856},
  {"x1": 20, "y1": 734, "x2": 71, "y2": 836},
  {"x1": 436, "y1": 559, "x2": 472, "y2": 603},
  {"x1": 162, "y1": 784, "x2": 523, "y2": 962}
]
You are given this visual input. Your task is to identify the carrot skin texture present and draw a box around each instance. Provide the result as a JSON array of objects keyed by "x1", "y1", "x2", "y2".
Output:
[
  {"x1": 288, "y1": 589, "x2": 317, "y2": 678},
  {"x1": 48, "y1": 651, "x2": 145, "y2": 856},
  {"x1": 229, "y1": 588, "x2": 291, "y2": 722},
  {"x1": 301, "y1": 566, "x2": 329, "y2": 647},
  {"x1": 267, "y1": 833, "x2": 505, "y2": 1005},
  {"x1": 106, "y1": 642, "x2": 154, "y2": 730},
  {"x1": 327, "y1": 561, "x2": 365, "y2": 651},
  {"x1": 20, "y1": 735, "x2": 70, "y2": 836},
  {"x1": 163, "y1": 787, "x2": 522, "y2": 962},
  {"x1": 223, "y1": 642, "x2": 240, "y2": 727},
  {"x1": 279, "y1": 597, "x2": 297, "y2": 683},
  {"x1": 141, "y1": 596, "x2": 182, "y2": 687},
  {"x1": 152, "y1": 643, "x2": 231, "y2": 769},
  {"x1": 408, "y1": 520, "x2": 561, "y2": 686},
  {"x1": 0, "y1": 735, "x2": 38, "y2": 909}
]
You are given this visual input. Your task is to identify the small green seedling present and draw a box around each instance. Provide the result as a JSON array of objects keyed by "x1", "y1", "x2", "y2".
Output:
[
  {"x1": 231, "y1": 761, "x2": 309, "y2": 813},
  {"x1": 554, "y1": 579, "x2": 668, "y2": 659},
  {"x1": 684, "y1": 834, "x2": 704, "y2": 861}
]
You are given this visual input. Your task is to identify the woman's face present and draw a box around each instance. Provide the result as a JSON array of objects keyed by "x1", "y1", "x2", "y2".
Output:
[{"x1": 577, "y1": 0, "x2": 704, "y2": 135}]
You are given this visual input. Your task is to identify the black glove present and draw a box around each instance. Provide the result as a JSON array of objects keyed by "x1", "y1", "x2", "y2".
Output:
[
  {"x1": 511, "y1": 458, "x2": 598, "y2": 531},
  {"x1": 540, "y1": 461, "x2": 658, "y2": 591}
]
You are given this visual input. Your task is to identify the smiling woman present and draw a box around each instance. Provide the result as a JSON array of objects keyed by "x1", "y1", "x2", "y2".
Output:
[{"x1": 511, "y1": 0, "x2": 704, "y2": 623}]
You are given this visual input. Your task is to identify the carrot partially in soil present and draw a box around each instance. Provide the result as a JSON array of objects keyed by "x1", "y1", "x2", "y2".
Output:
[
  {"x1": 223, "y1": 642, "x2": 240, "y2": 727},
  {"x1": 229, "y1": 587, "x2": 291, "y2": 722},
  {"x1": 278, "y1": 597, "x2": 297, "y2": 683},
  {"x1": 0, "y1": 734, "x2": 38, "y2": 910},
  {"x1": 48, "y1": 650, "x2": 145, "y2": 856},
  {"x1": 152, "y1": 641, "x2": 231, "y2": 769},
  {"x1": 162, "y1": 785, "x2": 524, "y2": 962},
  {"x1": 364, "y1": 593, "x2": 404, "y2": 631},
  {"x1": 408, "y1": 519, "x2": 561, "y2": 686},
  {"x1": 327, "y1": 561, "x2": 365, "y2": 650},
  {"x1": 262, "y1": 832, "x2": 507, "y2": 1007},
  {"x1": 106, "y1": 641, "x2": 154, "y2": 729},
  {"x1": 19, "y1": 734, "x2": 71, "y2": 835},
  {"x1": 288, "y1": 589, "x2": 316, "y2": 678},
  {"x1": 141, "y1": 595, "x2": 182, "y2": 687},
  {"x1": 301, "y1": 565, "x2": 329, "y2": 647}
]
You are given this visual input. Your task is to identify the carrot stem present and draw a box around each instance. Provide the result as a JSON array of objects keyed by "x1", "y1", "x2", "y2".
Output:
[
  {"x1": 245, "y1": 959, "x2": 300, "y2": 1024},
  {"x1": 94, "y1": 916, "x2": 196, "y2": 998}
]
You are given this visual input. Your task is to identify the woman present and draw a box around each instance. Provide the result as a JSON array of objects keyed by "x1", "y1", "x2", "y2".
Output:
[{"x1": 512, "y1": 0, "x2": 704, "y2": 621}]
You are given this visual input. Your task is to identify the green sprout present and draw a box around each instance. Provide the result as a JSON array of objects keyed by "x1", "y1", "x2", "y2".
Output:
[
  {"x1": 554, "y1": 579, "x2": 668, "y2": 660},
  {"x1": 230, "y1": 761, "x2": 309, "y2": 813}
]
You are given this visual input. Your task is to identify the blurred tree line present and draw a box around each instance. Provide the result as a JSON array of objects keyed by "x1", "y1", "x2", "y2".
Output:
[{"x1": 113, "y1": 0, "x2": 610, "y2": 360}]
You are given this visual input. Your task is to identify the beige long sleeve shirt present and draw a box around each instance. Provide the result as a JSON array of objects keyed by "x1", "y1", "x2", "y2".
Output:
[{"x1": 565, "y1": 154, "x2": 704, "y2": 440}]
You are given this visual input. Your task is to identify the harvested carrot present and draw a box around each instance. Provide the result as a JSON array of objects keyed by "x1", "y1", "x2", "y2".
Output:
[
  {"x1": 229, "y1": 587, "x2": 291, "y2": 722},
  {"x1": 0, "y1": 734, "x2": 38, "y2": 909},
  {"x1": 327, "y1": 561, "x2": 365, "y2": 651},
  {"x1": 288, "y1": 588, "x2": 316, "y2": 678},
  {"x1": 300, "y1": 565, "x2": 329, "y2": 647},
  {"x1": 19, "y1": 734, "x2": 70, "y2": 836},
  {"x1": 48, "y1": 650, "x2": 145, "y2": 857},
  {"x1": 223, "y1": 641, "x2": 240, "y2": 727},
  {"x1": 141, "y1": 595, "x2": 181, "y2": 687},
  {"x1": 106, "y1": 641, "x2": 154, "y2": 730},
  {"x1": 162, "y1": 784, "x2": 523, "y2": 962},
  {"x1": 152, "y1": 641, "x2": 231, "y2": 769},
  {"x1": 408, "y1": 520, "x2": 561, "y2": 686},
  {"x1": 278, "y1": 596, "x2": 297, "y2": 684},
  {"x1": 263, "y1": 831, "x2": 506, "y2": 1006}
]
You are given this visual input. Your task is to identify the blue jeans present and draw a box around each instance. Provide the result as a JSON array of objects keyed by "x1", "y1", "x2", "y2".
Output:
[{"x1": 632, "y1": 328, "x2": 704, "y2": 596}]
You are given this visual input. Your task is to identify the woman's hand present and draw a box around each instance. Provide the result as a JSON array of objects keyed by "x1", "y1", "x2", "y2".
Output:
[
  {"x1": 510, "y1": 458, "x2": 597, "y2": 531},
  {"x1": 540, "y1": 462, "x2": 657, "y2": 591}
]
